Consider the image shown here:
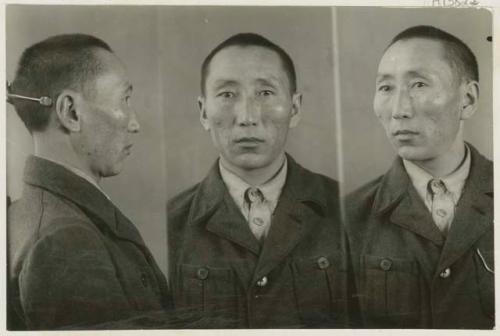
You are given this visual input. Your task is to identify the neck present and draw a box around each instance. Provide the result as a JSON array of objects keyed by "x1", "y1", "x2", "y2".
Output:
[
  {"x1": 33, "y1": 131, "x2": 101, "y2": 185},
  {"x1": 220, "y1": 152, "x2": 286, "y2": 186},
  {"x1": 412, "y1": 133, "x2": 465, "y2": 178}
]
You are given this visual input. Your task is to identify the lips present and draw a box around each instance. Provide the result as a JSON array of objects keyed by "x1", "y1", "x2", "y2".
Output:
[
  {"x1": 393, "y1": 130, "x2": 419, "y2": 136},
  {"x1": 234, "y1": 137, "x2": 265, "y2": 144}
]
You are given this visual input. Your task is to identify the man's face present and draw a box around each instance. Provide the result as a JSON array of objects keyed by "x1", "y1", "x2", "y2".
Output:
[
  {"x1": 199, "y1": 45, "x2": 301, "y2": 172},
  {"x1": 74, "y1": 49, "x2": 140, "y2": 178},
  {"x1": 373, "y1": 38, "x2": 470, "y2": 163}
]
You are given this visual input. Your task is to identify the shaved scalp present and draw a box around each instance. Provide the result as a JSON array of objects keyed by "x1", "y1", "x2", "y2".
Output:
[
  {"x1": 10, "y1": 34, "x2": 113, "y2": 132},
  {"x1": 388, "y1": 25, "x2": 478, "y2": 84},
  {"x1": 200, "y1": 33, "x2": 297, "y2": 96}
]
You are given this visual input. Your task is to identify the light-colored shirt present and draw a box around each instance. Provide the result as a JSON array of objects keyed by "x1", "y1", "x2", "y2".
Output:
[
  {"x1": 403, "y1": 144, "x2": 471, "y2": 213},
  {"x1": 219, "y1": 156, "x2": 288, "y2": 238},
  {"x1": 35, "y1": 155, "x2": 110, "y2": 200}
]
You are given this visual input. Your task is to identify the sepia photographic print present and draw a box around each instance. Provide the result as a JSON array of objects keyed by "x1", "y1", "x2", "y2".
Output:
[{"x1": 2, "y1": 1, "x2": 496, "y2": 333}]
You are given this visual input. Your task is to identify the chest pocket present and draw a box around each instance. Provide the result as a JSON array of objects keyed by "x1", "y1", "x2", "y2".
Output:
[
  {"x1": 291, "y1": 254, "x2": 348, "y2": 327},
  {"x1": 175, "y1": 264, "x2": 238, "y2": 325},
  {"x1": 361, "y1": 254, "x2": 420, "y2": 327},
  {"x1": 474, "y1": 248, "x2": 494, "y2": 320}
]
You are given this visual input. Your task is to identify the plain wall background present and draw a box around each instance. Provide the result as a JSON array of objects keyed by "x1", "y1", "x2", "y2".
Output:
[
  {"x1": 160, "y1": 7, "x2": 338, "y2": 199},
  {"x1": 337, "y1": 7, "x2": 493, "y2": 194},
  {"x1": 6, "y1": 6, "x2": 339, "y2": 275},
  {"x1": 6, "y1": 6, "x2": 493, "y2": 274},
  {"x1": 6, "y1": 6, "x2": 169, "y2": 273}
]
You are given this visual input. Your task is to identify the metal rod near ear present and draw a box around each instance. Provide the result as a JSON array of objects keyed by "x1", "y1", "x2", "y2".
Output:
[{"x1": 6, "y1": 81, "x2": 53, "y2": 107}]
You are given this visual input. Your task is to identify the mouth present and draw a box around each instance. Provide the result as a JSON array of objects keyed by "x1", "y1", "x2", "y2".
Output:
[
  {"x1": 234, "y1": 137, "x2": 265, "y2": 144},
  {"x1": 392, "y1": 130, "x2": 419, "y2": 138}
]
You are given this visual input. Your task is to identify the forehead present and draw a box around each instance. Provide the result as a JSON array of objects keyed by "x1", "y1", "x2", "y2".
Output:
[
  {"x1": 377, "y1": 38, "x2": 454, "y2": 79},
  {"x1": 92, "y1": 50, "x2": 131, "y2": 92},
  {"x1": 207, "y1": 45, "x2": 288, "y2": 85}
]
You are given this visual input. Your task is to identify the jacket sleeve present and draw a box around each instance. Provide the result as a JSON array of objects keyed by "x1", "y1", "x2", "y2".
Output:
[{"x1": 18, "y1": 219, "x2": 134, "y2": 329}]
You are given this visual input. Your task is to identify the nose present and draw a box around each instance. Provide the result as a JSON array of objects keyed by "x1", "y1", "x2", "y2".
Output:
[
  {"x1": 391, "y1": 87, "x2": 413, "y2": 119},
  {"x1": 128, "y1": 108, "x2": 140, "y2": 133},
  {"x1": 235, "y1": 95, "x2": 260, "y2": 126}
]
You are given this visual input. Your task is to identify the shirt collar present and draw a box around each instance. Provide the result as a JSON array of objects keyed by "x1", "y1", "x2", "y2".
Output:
[
  {"x1": 403, "y1": 144, "x2": 471, "y2": 205},
  {"x1": 34, "y1": 155, "x2": 110, "y2": 200},
  {"x1": 219, "y1": 156, "x2": 288, "y2": 209}
]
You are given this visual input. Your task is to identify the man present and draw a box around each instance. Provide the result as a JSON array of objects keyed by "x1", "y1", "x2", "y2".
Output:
[
  {"x1": 345, "y1": 26, "x2": 493, "y2": 329},
  {"x1": 167, "y1": 33, "x2": 348, "y2": 328},
  {"x1": 7, "y1": 34, "x2": 171, "y2": 329}
]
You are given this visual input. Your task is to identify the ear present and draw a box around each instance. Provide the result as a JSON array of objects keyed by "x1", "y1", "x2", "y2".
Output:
[
  {"x1": 198, "y1": 96, "x2": 210, "y2": 131},
  {"x1": 55, "y1": 90, "x2": 81, "y2": 132},
  {"x1": 459, "y1": 80, "x2": 479, "y2": 120},
  {"x1": 289, "y1": 92, "x2": 302, "y2": 129}
]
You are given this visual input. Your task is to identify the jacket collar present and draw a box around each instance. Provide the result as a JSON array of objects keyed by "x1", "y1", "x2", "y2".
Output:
[
  {"x1": 372, "y1": 143, "x2": 492, "y2": 216},
  {"x1": 190, "y1": 153, "x2": 328, "y2": 226},
  {"x1": 371, "y1": 144, "x2": 493, "y2": 268},
  {"x1": 23, "y1": 156, "x2": 145, "y2": 247},
  {"x1": 188, "y1": 154, "x2": 329, "y2": 256}
]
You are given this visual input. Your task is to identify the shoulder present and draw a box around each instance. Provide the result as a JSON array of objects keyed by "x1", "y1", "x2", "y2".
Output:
[
  {"x1": 9, "y1": 187, "x2": 98, "y2": 272},
  {"x1": 288, "y1": 158, "x2": 339, "y2": 194},
  {"x1": 167, "y1": 182, "x2": 201, "y2": 216},
  {"x1": 344, "y1": 174, "x2": 385, "y2": 223},
  {"x1": 346, "y1": 175, "x2": 384, "y2": 207}
]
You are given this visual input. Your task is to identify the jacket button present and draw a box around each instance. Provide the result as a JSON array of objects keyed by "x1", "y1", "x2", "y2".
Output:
[
  {"x1": 197, "y1": 267, "x2": 209, "y2": 280},
  {"x1": 380, "y1": 259, "x2": 392, "y2": 271},
  {"x1": 440, "y1": 268, "x2": 451, "y2": 278},
  {"x1": 141, "y1": 273, "x2": 148, "y2": 287},
  {"x1": 256, "y1": 276, "x2": 268, "y2": 287},
  {"x1": 317, "y1": 256, "x2": 330, "y2": 269}
]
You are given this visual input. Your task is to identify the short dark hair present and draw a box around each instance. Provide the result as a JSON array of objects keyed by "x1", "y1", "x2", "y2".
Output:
[
  {"x1": 10, "y1": 34, "x2": 113, "y2": 132},
  {"x1": 388, "y1": 25, "x2": 478, "y2": 83},
  {"x1": 200, "y1": 33, "x2": 297, "y2": 95}
]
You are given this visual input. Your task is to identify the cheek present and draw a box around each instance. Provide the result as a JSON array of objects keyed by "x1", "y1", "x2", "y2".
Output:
[
  {"x1": 373, "y1": 95, "x2": 389, "y2": 120},
  {"x1": 262, "y1": 100, "x2": 292, "y2": 124}
]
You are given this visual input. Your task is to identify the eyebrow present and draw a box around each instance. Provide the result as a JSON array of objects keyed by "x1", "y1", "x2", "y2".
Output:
[
  {"x1": 375, "y1": 74, "x2": 393, "y2": 84},
  {"x1": 212, "y1": 79, "x2": 238, "y2": 91},
  {"x1": 255, "y1": 78, "x2": 279, "y2": 88},
  {"x1": 376, "y1": 70, "x2": 430, "y2": 84}
]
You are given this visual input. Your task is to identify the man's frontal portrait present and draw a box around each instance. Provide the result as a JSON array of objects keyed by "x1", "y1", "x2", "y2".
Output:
[{"x1": 167, "y1": 32, "x2": 347, "y2": 329}]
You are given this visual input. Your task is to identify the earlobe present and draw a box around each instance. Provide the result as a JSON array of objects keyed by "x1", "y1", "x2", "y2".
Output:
[
  {"x1": 198, "y1": 96, "x2": 210, "y2": 131},
  {"x1": 289, "y1": 92, "x2": 302, "y2": 128},
  {"x1": 55, "y1": 90, "x2": 81, "y2": 132},
  {"x1": 460, "y1": 80, "x2": 479, "y2": 120}
]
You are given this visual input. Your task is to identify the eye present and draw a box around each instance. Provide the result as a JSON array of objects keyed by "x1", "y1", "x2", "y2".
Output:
[
  {"x1": 124, "y1": 96, "x2": 131, "y2": 106},
  {"x1": 412, "y1": 81, "x2": 427, "y2": 88},
  {"x1": 377, "y1": 85, "x2": 392, "y2": 93},
  {"x1": 217, "y1": 91, "x2": 235, "y2": 98},
  {"x1": 259, "y1": 89, "x2": 275, "y2": 96}
]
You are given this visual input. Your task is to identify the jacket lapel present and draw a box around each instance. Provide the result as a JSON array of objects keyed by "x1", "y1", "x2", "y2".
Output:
[
  {"x1": 373, "y1": 158, "x2": 444, "y2": 282},
  {"x1": 205, "y1": 192, "x2": 261, "y2": 255},
  {"x1": 252, "y1": 193, "x2": 312, "y2": 282},
  {"x1": 252, "y1": 155, "x2": 328, "y2": 282},
  {"x1": 436, "y1": 146, "x2": 493, "y2": 272},
  {"x1": 374, "y1": 158, "x2": 444, "y2": 246}
]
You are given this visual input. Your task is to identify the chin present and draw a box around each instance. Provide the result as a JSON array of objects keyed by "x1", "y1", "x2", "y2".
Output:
[
  {"x1": 396, "y1": 145, "x2": 433, "y2": 162},
  {"x1": 231, "y1": 153, "x2": 271, "y2": 171}
]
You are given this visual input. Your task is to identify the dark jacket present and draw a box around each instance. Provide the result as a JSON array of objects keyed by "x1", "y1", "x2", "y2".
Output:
[
  {"x1": 345, "y1": 144, "x2": 494, "y2": 329},
  {"x1": 8, "y1": 156, "x2": 171, "y2": 330},
  {"x1": 167, "y1": 155, "x2": 349, "y2": 328}
]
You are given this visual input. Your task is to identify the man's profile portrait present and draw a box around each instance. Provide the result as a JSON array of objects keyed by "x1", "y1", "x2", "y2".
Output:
[{"x1": 7, "y1": 34, "x2": 171, "y2": 330}]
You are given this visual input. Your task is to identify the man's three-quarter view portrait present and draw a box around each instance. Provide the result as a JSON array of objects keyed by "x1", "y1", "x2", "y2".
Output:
[{"x1": 4, "y1": 4, "x2": 494, "y2": 331}]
